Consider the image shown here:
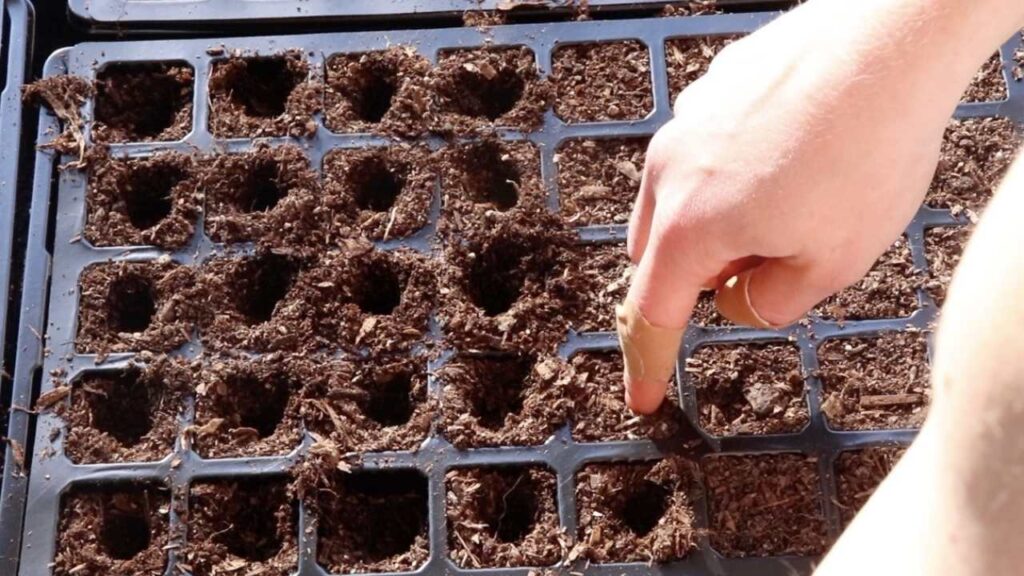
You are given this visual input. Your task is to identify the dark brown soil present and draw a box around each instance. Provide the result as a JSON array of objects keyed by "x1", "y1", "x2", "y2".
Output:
[
  {"x1": 924, "y1": 225, "x2": 973, "y2": 307},
  {"x1": 703, "y1": 454, "x2": 828, "y2": 557},
  {"x1": 813, "y1": 237, "x2": 922, "y2": 321},
  {"x1": 685, "y1": 343, "x2": 808, "y2": 436},
  {"x1": 818, "y1": 332, "x2": 931, "y2": 430},
  {"x1": 575, "y1": 458, "x2": 698, "y2": 563},
  {"x1": 666, "y1": 37, "x2": 735, "y2": 101},
  {"x1": 93, "y1": 62, "x2": 194, "y2": 143},
  {"x1": 961, "y1": 53, "x2": 1008, "y2": 103},
  {"x1": 568, "y1": 243, "x2": 631, "y2": 333},
  {"x1": 835, "y1": 447, "x2": 906, "y2": 526},
  {"x1": 322, "y1": 144, "x2": 435, "y2": 242},
  {"x1": 301, "y1": 354, "x2": 433, "y2": 453},
  {"x1": 313, "y1": 469, "x2": 430, "y2": 574},
  {"x1": 208, "y1": 52, "x2": 319, "y2": 138},
  {"x1": 23, "y1": 75, "x2": 93, "y2": 156},
  {"x1": 55, "y1": 483, "x2": 170, "y2": 576},
  {"x1": 926, "y1": 117, "x2": 1021, "y2": 215},
  {"x1": 555, "y1": 138, "x2": 647, "y2": 226},
  {"x1": 189, "y1": 353, "x2": 307, "y2": 458},
  {"x1": 85, "y1": 151, "x2": 200, "y2": 249},
  {"x1": 690, "y1": 291, "x2": 733, "y2": 327},
  {"x1": 77, "y1": 259, "x2": 202, "y2": 355},
  {"x1": 438, "y1": 354, "x2": 572, "y2": 448},
  {"x1": 325, "y1": 47, "x2": 431, "y2": 137},
  {"x1": 202, "y1": 145, "x2": 324, "y2": 249},
  {"x1": 569, "y1": 351, "x2": 690, "y2": 443},
  {"x1": 552, "y1": 41, "x2": 653, "y2": 123},
  {"x1": 660, "y1": 2, "x2": 722, "y2": 16},
  {"x1": 60, "y1": 357, "x2": 192, "y2": 464},
  {"x1": 447, "y1": 466, "x2": 565, "y2": 568},
  {"x1": 426, "y1": 46, "x2": 552, "y2": 134},
  {"x1": 185, "y1": 478, "x2": 297, "y2": 576}
]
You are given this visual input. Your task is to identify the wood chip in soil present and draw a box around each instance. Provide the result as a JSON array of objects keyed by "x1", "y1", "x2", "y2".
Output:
[
  {"x1": 704, "y1": 453, "x2": 828, "y2": 557},
  {"x1": 924, "y1": 225, "x2": 973, "y2": 307},
  {"x1": 835, "y1": 447, "x2": 907, "y2": 526},
  {"x1": 325, "y1": 46, "x2": 431, "y2": 137},
  {"x1": 438, "y1": 354, "x2": 572, "y2": 449},
  {"x1": 54, "y1": 483, "x2": 170, "y2": 576},
  {"x1": 555, "y1": 138, "x2": 647, "y2": 227},
  {"x1": 926, "y1": 117, "x2": 1022, "y2": 215},
  {"x1": 685, "y1": 343, "x2": 808, "y2": 436},
  {"x1": 553, "y1": 41, "x2": 653, "y2": 123},
  {"x1": 813, "y1": 236, "x2": 922, "y2": 321},
  {"x1": 447, "y1": 466, "x2": 566, "y2": 568},
  {"x1": 961, "y1": 53, "x2": 1008, "y2": 103},
  {"x1": 92, "y1": 62, "x2": 194, "y2": 143},
  {"x1": 568, "y1": 243, "x2": 632, "y2": 333},
  {"x1": 666, "y1": 36, "x2": 735, "y2": 101},
  {"x1": 185, "y1": 478, "x2": 297, "y2": 576},
  {"x1": 84, "y1": 150, "x2": 200, "y2": 249},
  {"x1": 208, "y1": 51, "x2": 319, "y2": 138},
  {"x1": 818, "y1": 332, "x2": 931, "y2": 431}
]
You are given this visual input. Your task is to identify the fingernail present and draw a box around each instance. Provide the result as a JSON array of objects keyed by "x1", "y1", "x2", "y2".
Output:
[{"x1": 715, "y1": 270, "x2": 774, "y2": 328}]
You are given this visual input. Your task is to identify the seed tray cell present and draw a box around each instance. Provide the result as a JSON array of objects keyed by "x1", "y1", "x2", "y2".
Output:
[{"x1": 16, "y1": 14, "x2": 1024, "y2": 576}]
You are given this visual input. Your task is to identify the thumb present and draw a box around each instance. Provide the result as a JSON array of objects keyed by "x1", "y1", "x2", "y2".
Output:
[{"x1": 716, "y1": 258, "x2": 837, "y2": 327}]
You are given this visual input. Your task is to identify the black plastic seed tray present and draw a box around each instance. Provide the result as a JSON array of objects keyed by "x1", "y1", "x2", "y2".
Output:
[
  {"x1": 0, "y1": 0, "x2": 33, "y2": 572},
  {"x1": 15, "y1": 11, "x2": 1024, "y2": 576}
]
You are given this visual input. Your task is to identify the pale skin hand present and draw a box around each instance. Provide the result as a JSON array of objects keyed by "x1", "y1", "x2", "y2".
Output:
[{"x1": 623, "y1": 0, "x2": 1024, "y2": 414}]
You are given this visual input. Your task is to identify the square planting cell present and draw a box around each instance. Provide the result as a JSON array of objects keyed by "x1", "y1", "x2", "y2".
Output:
[
  {"x1": 325, "y1": 47, "x2": 431, "y2": 136},
  {"x1": 190, "y1": 354, "x2": 306, "y2": 458},
  {"x1": 926, "y1": 117, "x2": 1022, "y2": 214},
  {"x1": 438, "y1": 354, "x2": 571, "y2": 448},
  {"x1": 685, "y1": 343, "x2": 808, "y2": 436},
  {"x1": 93, "y1": 61, "x2": 194, "y2": 143},
  {"x1": 819, "y1": 332, "x2": 931, "y2": 430},
  {"x1": 924, "y1": 225, "x2": 973, "y2": 307},
  {"x1": 185, "y1": 478, "x2": 297, "y2": 576},
  {"x1": 813, "y1": 236, "x2": 921, "y2": 321},
  {"x1": 322, "y1": 145, "x2": 435, "y2": 241},
  {"x1": 85, "y1": 152, "x2": 200, "y2": 249},
  {"x1": 665, "y1": 36, "x2": 735, "y2": 101},
  {"x1": 446, "y1": 466, "x2": 563, "y2": 568},
  {"x1": 553, "y1": 41, "x2": 653, "y2": 123},
  {"x1": 315, "y1": 469, "x2": 429, "y2": 574},
  {"x1": 704, "y1": 454, "x2": 827, "y2": 557},
  {"x1": 835, "y1": 447, "x2": 907, "y2": 526},
  {"x1": 569, "y1": 243, "x2": 632, "y2": 333},
  {"x1": 208, "y1": 52, "x2": 317, "y2": 138},
  {"x1": 962, "y1": 53, "x2": 1008, "y2": 103},
  {"x1": 576, "y1": 458, "x2": 698, "y2": 563},
  {"x1": 555, "y1": 137, "x2": 648, "y2": 227},
  {"x1": 439, "y1": 138, "x2": 546, "y2": 223},
  {"x1": 55, "y1": 483, "x2": 170, "y2": 576},
  {"x1": 76, "y1": 260, "x2": 202, "y2": 354},
  {"x1": 60, "y1": 359, "x2": 191, "y2": 464}
]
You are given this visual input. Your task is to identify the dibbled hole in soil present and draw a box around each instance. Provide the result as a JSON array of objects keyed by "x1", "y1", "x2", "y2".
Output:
[
  {"x1": 704, "y1": 454, "x2": 827, "y2": 557},
  {"x1": 232, "y1": 253, "x2": 300, "y2": 324},
  {"x1": 569, "y1": 243, "x2": 632, "y2": 332},
  {"x1": 569, "y1": 351, "x2": 690, "y2": 443},
  {"x1": 962, "y1": 52, "x2": 1008, "y2": 103},
  {"x1": 835, "y1": 447, "x2": 907, "y2": 526},
  {"x1": 55, "y1": 483, "x2": 169, "y2": 576},
  {"x1": 666, "y1": 36, "x2": 736, "y2": 102},
  {"x1": 106, "y1": 273, "x2": 156, "y2": 333},
  {"x1": 187, "y1": 478, "x2": 297, "y2": 576},
  {"x1": 352, "y1": 154, "x2": 404, "y2": 211},
  {"x1": 221, "y1": 57, "x2": 296, "y2": 117},
  {"x1": 685, "y1": 343, "x2": 808, "y2": 436},
  {"x1": 93, "y1": 62, "x2": 194, "y2": 143},
  {"x1": 240, "y1": 159, "x2": 286, "y2": 213},
  {"x1": 122, "y1": 162, "x2": 181, "y2": 230},
  {"x1": 552, "y1": 41, "x2": 653, "y2": 123},
  {"x1": 459, "y1": 140, "x2": 521, "y2": 211},
  {"x1": 209, "y1": 52, "x2": 317, "y2": 138},
  {"x1": 924, "y1": 225, "x2": 972, "y2": 307},
  {"x1": 555, "y1": 138, "x2": 647, "y2": 227},
  {"x1": 819, "y1": 332, "x2": 931, "y2": 431},
  {"x1": 353, "y1": 256, "x2": 403, "y2": 315},
  {"x1": 926, "y1": 117, "x2": 1022, "y2": 214},
  {"x1": 316, "y1": 469, "x2": 430, "y2": 574},
  {"x1": 576, "y1": 458, "x2": 697, "y2": 563},
  {"x1": 365, "y1": 370, "x2": 414, "y2": 426},
  {"x1": 447, "y1": 466, "x2": 563, "y2": 568},
  {"x1": 468, "y1": 237, "x2": 526, "y2": 317},
  {"x1": 446, "y1": 60, "x2": 525, "y2": 119},
  {"x1": 325, "y1": 47, "x2": 431, "y2": 136},
  {"x1": 814, "y1": 236, "x2": 921, "y2": 321}
]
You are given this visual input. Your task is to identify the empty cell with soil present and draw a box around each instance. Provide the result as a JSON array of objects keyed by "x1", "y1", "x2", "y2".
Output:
[
  {"x1": 325, "y1": 47, "x2": 431, "y2": 136},
  {"x1": 924, "y1": 225, "x2": 973, "y2": 307},
  {"x1": 60, "y1": 359, "x2": 191, "y2": 464},
  {"x1": 576, "y1": 458, "x2": 698, "y2": 563},
  {"x1": 186, "y1": 478, "x2": 297, "y2": 576},
  {"x1": 555, "y1": 138, "x2": 647, "y2": 226},
  {"x1": 704, "y1": 454, "x2": 828, "y2": 557},
  {"x1": 553, "y1": 41, "x2": 653, "y2": 123},
  {"x1": 55, "y1": 483, "x2": 170, "y2": 576},
  {"x1": 835, "y1": 447, "x2": 907, "y2": 526},
  {"x1": 447, "y1": 466, "x2": 563, "y2": 568},
  {"x1": 569, "y1": 243, "x2": 632, "y2": 332},
  {"x1": 209, "y1": 52, "x2": 318, "y2": 138},
  {"x1": 819, "y1": 332, "x2": 931, "y2": 430},
  {"x1": 962, "y1": 53, "x2": 1008, "y2": 103},
  {"x1": 686, "y1": 343, "x2": 808, "y2": 436},
  {"x1": 315, "y1": 469, "x2": 430, "y2": 574},
  {"x1": 814, "y1": 237, "x2": 921, "y2": 321},
  {"x1": 86, "y1": 152, "x2": 200, "y2": 249},
  {"x1": 322, "y1": 145, "x2": 434, "y2": 241},
  {"x1": 439, "y1": 354, "x2": 571, "y2": 448},
  {"x1": 666, "y1": 36, "x2": 735, "y2": 101},
  {"x1": 926, "y1": 117, "x2": 1021, "y2": 214},
  {"x1": 93, "y1": 61, "x2": 194, "y2": 143}
]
